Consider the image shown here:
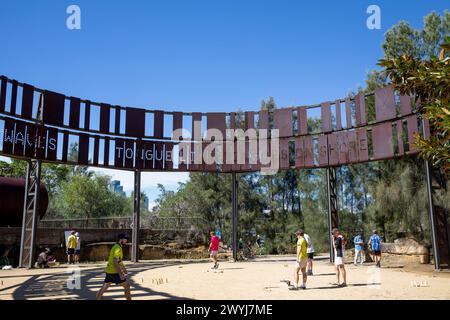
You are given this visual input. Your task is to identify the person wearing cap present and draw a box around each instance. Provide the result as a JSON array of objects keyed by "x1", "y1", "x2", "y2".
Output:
[
  {"x1": 96, "y1": 233, "x2": 132, "y2": 300},
  {"x1": 332, "y1": 228, "x2": 347, "y2": 287},
  {"x1": 74, "y1": 232, "x2": 81, "y2": 264},
  {"x1": 289, "y1": 229, "x2": 308, "y2": 290},
  {"x1": 368, "y1": 230, "x2": 382, "y2": 268},
  {"x1": 67, "y1": 231, "x2": 77, "y2": 264}
]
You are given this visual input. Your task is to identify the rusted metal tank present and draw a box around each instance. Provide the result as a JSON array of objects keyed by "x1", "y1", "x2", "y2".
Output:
[{"x1": 0, "y1": 177, "x2": 48, "y2": 227}]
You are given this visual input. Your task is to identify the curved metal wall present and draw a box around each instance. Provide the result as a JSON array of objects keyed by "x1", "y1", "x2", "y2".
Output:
[{"x1": 0, "y1": 75, "x2": 428, "y2": 172}]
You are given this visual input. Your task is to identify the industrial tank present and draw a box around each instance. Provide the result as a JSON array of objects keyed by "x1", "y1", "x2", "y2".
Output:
[{"x1": 0, "y1": 177, "x2": 48, "y2": 227}]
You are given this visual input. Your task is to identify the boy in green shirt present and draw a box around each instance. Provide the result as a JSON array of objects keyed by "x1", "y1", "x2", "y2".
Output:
[
  {"x1": 96, "y1": 233, "x2": 131, "y2": 300},
  {"x1": 290, "y1": 229, "x2": 308, "y2": 290}
]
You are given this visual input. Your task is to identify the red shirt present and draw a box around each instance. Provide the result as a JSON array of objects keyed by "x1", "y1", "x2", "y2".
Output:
[{"x1": 210, "y1": 235, "x2": 220, "y2": 251}]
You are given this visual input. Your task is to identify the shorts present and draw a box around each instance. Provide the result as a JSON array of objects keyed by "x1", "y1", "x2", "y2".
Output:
[
  {"x1": 372, "y1": 250, "x2": 381, "y2": 256},
  {"x1": 67, "y1": 248, "x2": 75, "y2": 255},
  {"x1": 210, "y1": 250, "x2": 218, "y2": 257},
  {"x1": 295, "y1": 259, "x2": 307, "y2": 269},
  {"x1": 334, "y1": 256, "x2": 344, "y2": 266},
  {"x1": 104, "y1": 273, "x2": 126, "y2": 285},
  {"x1": 75, "y1": 249, "x2": 81, "y2": 255},
  {"x1": 307, "y1": 252, "x2": 314, "y2": 259}
]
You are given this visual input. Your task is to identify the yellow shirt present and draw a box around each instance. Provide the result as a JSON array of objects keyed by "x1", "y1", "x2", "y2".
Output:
[
  {"x1": 67, "y1": 235, "x2": 77, "y2": 249},
  {"x1": 105, "y1": 243, "x2": 124, "y2": 274},
  {"x1": 297, "y1": 237, "x2": 307, "y2": 260}
]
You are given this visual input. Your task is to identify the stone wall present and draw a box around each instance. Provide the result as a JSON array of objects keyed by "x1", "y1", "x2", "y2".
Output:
[{"x1": 0, "y1": 227, "x2": 207, "y2": 266}]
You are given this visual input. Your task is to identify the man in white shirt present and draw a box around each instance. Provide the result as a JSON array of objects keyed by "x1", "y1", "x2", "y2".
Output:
[
  {"x1": 303, "y1": 233, "x2": 315, "y2": 276},
  {"x1": 75, "y1": 232, "x2": 81, "y2": 264}
]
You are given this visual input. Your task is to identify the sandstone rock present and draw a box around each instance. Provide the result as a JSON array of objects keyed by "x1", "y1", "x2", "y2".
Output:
[{"x1": 382, "y1": 238, "x2": 428, "y2": 255}]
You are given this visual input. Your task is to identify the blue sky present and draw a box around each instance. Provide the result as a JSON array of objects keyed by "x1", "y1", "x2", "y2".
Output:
[{"x1": 1, "y1": 0, "x2": 448, "y2": 207}]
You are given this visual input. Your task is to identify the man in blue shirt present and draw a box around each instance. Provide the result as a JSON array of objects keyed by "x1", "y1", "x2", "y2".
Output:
[
  {"x1": 368, "y1": 230, "x2": 382, "y2": 268},
  {"x1": 353, "y1": 232, "x2": 365, "y2": 266}
]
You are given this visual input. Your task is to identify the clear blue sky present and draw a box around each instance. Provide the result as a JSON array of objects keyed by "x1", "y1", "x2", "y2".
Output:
[{"x1": 1, "y1": 0, "x2": 448, "y2": 206}]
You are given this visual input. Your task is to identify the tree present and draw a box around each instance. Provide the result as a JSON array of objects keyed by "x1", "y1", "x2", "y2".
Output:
[{"x1": 379, "y1": 38, "x2": 450, "y2": 174}]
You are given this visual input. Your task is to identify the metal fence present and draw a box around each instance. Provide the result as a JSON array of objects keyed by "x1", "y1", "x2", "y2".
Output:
[{"x1": 38, "y1": 216, "x2": 208, "y2": 231}]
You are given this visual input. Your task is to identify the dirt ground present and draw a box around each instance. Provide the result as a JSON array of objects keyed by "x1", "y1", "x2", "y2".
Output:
[{"x1": 1, "y1": 255, "x2": 450, "y2": 300}]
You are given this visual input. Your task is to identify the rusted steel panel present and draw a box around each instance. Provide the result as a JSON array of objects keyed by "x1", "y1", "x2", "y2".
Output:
[
  {"x1": 345, "y1": 97, "x2": 352, "y2": 128},
  {"x1": 328, "y1": 133, "x2": 339, "y2": 166},
  {"x1": 294, "y1": 136, "x2": 305, "y2": 168},
  {"x1": 190, "y1": 142, "x2": 203, "y2": 171},
  {"x1": 375, "y1": 86, "x2": 396, "y2": 122},
  {"x1": 304, "y1": 136, "x2": 314, "y2": 167},
  {"x1": 177, "y1": 142, "x2": 189, "y2": 171},
  {"x1": 9, "y1": 80, "x2": 18, "y2": 115},
  {"x1": 84, "y1": 101, "x2": 91, "y2": 130},
  {"x1": 318, "y1": 135, "x2": 328, "y2": 166},
  {"x1": 2, "y1": 119, "x2": 22, "y2": 156},
  {"x1": 114, "y1": 138, "x2": 134, "y2": 168},
  {"x1": 23, "y1": 124, "x2": 37, "y2": 158},
  {"x1": 42, "y1": 90, "x2": 65, "y2": 126},
  {"x1": 423, "y1": 117, "x2": 431, "y2": 139},
  {"x1": 321, "y1": 102, "x2": 332, "y2": 133},
  {"x1": 258, "y1": 110, "x2": 269, "y2": 131},
  {"x1": 335, "y1": 100, "x2": 342, "y2": 130},
  {"x1": 21, "y1": 84, "x2": 34, "y2": 120},
  {"x1": 61, "y1": 131, "x2": 69, "y2": 162},
  {"x1": 154, "y1": 110, "x2": 164, "y2": 138},
  {"x1": 192, "y1": 112, "x2": 202, "y2": 141},
  {"x1": 273, "y1": 108, "x2": 293, "y2": 137},
  {"x1": 347, "y1": 130, "x2": 358, "y2": 163},
  {"x1": 400, "y1": 95, "x2": 412, "y2": 115},
  {"x1": 78, "y1": 134, "x2": 90, "y2": 165},
  {"x1": 0, "y1": 76, "x2": 6, "y2": 112},
  {"x1": 203, "y1": 141, "x2": 218, "y2": 172},
  {"x1": 396, "y1": 120, "x2": 404, "y2": 155},
  {"x1": 140, "y1": 141, "x2": 173, "y2": 170},
  {"x1": 125, "y1": 107, "x2": 145, "y2": 138},
  {"x1": 114, "y1": 106, "x2": 121, "y2": 134},
  {"x1": 355, "y1": 92, "x2": 366, "y2": 126},
  {"x1": 45, "y1": 127, "x2": 58, "y2": 161},
  {"x1": 298, "y1": 106, "x2": 308, "y2": 135},
  {"x1": 34, "y1": 126, "x2": 46, "y2": 159},
  {"x1": 280, "y1": 138, "x2": 290, "y2": 169},
  {"x1": 69, "y1": 97, "x2": 81, "y2": 129},
  {"x1": 99, "y1": 103, "x2": 110, "y2": 133},
  {"x1": 372, "y1": 123, "x2": 394, "y2": 160},
  {"x1": 245, "y1": 111, "x2": 255, "y2": 130},
  {"x1": 207, "y1": 112, "x2": 226, "y2": 136},
  {"x1": 172, "y1": 112, "x2": 183, "y2": 138},
  {"x1": 229, "y1": 112, "x2": 236, "y2": 130},
  {"x1": 104, "y1": 137, "x2": 110, "y2": 166},
  {"x1": 407, "y1": 115, "x2": 419, "y2": 153},
  {"x1": 93, "y1": 136, "x2": 100, "y2": 165},
  {"x1": 356, "y1": 128, "x2": 369, "y2": 162}
]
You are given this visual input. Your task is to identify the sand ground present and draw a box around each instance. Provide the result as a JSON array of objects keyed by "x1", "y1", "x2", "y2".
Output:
[{"x1": 1, "y1": 255, "x2": 450, "y2": 300}]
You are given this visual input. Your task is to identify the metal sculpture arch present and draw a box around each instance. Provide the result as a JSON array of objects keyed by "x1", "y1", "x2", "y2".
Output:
[{"x1": 0, "y1": 75, "x2": 446, "y2": 269}]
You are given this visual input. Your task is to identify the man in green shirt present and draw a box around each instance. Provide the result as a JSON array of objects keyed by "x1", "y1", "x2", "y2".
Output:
[
  {"x1": 289, "y1": 229, "x2": 308, "y2": 290},
  {"x1": 96, "y1": 233, "x2": 131, "y2": 300}
]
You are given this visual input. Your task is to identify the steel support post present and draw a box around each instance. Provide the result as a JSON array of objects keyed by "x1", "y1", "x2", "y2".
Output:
[
  {"x1": 19, "y1": 159, "x2": 42, "y2": 268},
  {"x1": 232, "y1": 172, "x2": 239, "y2": 261},
  {"x1": 326, "y1": 167, "x2": 339, "y2": 263},
  {"x1": 131, "y1": 170, "x2": 141, "y2": 263}
]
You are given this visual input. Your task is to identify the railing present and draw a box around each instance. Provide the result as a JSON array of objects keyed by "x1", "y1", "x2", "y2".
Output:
[{"x1": 38, "y1": 216, "x2": 209, "y2": 231}]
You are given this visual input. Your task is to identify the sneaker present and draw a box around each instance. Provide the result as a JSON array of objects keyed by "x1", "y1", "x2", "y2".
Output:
[
  {"x1": 338, "y1": 283, "x2": 347, "y2": 288},
  {"x1": 299, "y1": 285, "x2": 306, "y2": 290},
  {"x1": 214, "y1": 263, "x2": 219, "y2": 269},
  {"x1": 288, "y1": 286, "x2": 299, "y2": 291},
  {"x1": 307, "y1": 270, "x2": 313, "y2": 276}
]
